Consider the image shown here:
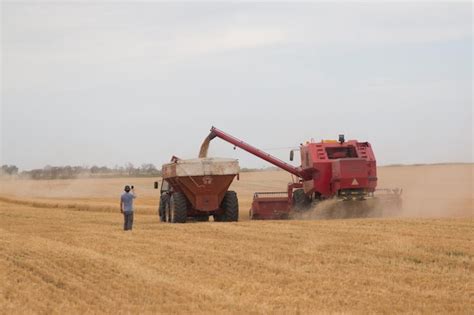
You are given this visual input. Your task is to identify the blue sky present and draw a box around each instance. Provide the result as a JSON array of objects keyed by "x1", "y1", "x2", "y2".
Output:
[{"x1": 1, "y1": 2, "x2": 472, "y2": 169}]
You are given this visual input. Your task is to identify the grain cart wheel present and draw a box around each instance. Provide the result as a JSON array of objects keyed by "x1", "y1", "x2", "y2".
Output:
[
  {"x1": 213, "y1": 213, "x2": 223, "y2": 222},
  {"x1": 293, "y1": 189, "x2": 311, "y2": 210},
  {"x1": 158, "y1": 193, "x2": 169, "y2": 222},
  {"x1": 170, "y1": 192, "x2": 188, "y2": 223},
  {"x1": 219, "y1": 191, "x2": 239, "y2": 222}
]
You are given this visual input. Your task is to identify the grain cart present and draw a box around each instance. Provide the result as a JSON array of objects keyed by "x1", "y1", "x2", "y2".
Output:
[
  {"x1": 204, "y1": 127, "x2": 402, "y2": 219},
  {"x1": 155, "y1": 156, "x2": 240, "y2": 223}
]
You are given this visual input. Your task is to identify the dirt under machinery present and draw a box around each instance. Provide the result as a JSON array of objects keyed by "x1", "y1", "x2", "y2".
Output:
[{"x1": 204, "y1": 127, "x2": 402, "y2": 220}]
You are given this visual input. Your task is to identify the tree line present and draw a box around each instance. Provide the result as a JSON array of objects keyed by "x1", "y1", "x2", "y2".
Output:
[
  {"x1": 0, "y1": 163, "x2": 161, "y2": 180},
  {"x1": 1, "y1": 163, "x2": 280, "y2": 180}
]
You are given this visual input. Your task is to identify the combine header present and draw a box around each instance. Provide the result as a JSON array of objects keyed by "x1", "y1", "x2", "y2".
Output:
[{"x1": 205, "y1": 127, "x2": 401, "y2": 219}]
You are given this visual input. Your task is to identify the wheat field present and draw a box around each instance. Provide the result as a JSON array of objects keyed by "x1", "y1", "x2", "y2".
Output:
[{"x1": 0, "y1": 164, "x2": 473, "y2": 313}]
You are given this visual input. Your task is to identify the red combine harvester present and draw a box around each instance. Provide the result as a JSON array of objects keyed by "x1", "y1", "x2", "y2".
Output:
[{"x1": 205, "y1": 127, "x2": 401, "y2": 219}]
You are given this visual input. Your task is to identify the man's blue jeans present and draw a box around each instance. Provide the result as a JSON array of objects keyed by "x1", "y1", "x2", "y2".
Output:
[{"x1": 123, "y1": 212, "x2": 134, "y2": 230}]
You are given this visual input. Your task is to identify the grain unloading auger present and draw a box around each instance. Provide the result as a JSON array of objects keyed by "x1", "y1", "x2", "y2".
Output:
[{"x1": 206, "y1": 127, "x2": 402, "y2": 219}]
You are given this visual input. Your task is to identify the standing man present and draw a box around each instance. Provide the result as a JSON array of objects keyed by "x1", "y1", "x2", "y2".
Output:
[{"x1": 120, "y1": 185, "x2": 136, "y2": 231}]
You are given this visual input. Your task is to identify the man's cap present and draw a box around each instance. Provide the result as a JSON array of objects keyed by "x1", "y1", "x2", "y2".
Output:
[{"x1": 124, "y1": 185, "x2": 131, "y2": 191}]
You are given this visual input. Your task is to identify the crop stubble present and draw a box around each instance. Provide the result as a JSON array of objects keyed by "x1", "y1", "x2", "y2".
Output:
[{"x1": 0, "y1": 164, "x2": 472, "y2": 313}]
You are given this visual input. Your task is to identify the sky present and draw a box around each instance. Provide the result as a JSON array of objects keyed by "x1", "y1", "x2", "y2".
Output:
[{"x1": 1, "y1": 1, "x2": 472, "y2": 170}]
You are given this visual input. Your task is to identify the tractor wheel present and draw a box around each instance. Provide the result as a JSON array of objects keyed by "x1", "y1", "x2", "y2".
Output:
[
  {"x1": 219, "y1": 191, "x2": 239, "y2": 222},
  {"x1": 158, "y1": 193, "x2": 168, "y2": 222},
  {"x1": 293, "y1": 189, "x2": 311, "y2": 210},
  {"x1": 170, "y1": 192, "x2": 188, "y2": 223}
]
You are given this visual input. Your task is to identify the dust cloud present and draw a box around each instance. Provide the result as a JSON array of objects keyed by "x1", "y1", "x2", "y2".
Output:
[
  {"x1": 0, "y1": 174, "x2": 141, "y2": 202},
  {"x1": 292, "y1": 164, "x2": 473, "y2": 220},
  {"x1": 292, "y1": 196, "x2": 403, "y2": 220},
  {"x1": 0, "y1": 176, "x2": 158, "y2": 214},
  {"x1": 292, "y1": 193, "x2": 472, "y2": 220},
  {"x1": 377, "y1": 164, "x2": 473, "y2": 218}
]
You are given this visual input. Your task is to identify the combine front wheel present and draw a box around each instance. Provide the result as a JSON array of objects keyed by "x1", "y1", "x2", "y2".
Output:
[{"x1": 293, "y1": 189, "x2": 311, "y2": 210}]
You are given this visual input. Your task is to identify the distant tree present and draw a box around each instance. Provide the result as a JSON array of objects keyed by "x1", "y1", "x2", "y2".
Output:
[
  {"x1": 16, "y1": 162, "x2": 162, "y2": 180},
  {"x1": 98, "y1": 166, "x2": 110, "y2": 173},
  {"x1": 61, "y1": 166, "x2": 73, "y2": 179},
  {"x1": 29, "y1": 169, "x2": 43, "y2": 179},
  {"x1": 10, "y1": 165, "x2": 19, "y2": 175},
  {"x1": 140, "y1": 163, "x2": 157, "y2": 174},
  {"x1": 1, "y1": 165, "x2": 19, "y2": 176},
  {"x1": 114, "y1": 165, "x2": 125, "y2": 176},
  {"x1": 125, "y1": 162, "x2": 137, "y2": 176}
]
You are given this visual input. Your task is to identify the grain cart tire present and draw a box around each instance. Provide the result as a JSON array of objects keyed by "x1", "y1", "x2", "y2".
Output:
[
  {"x1": 170, "y1": 192, "x2": 187, "y2": 223},
  {"x1": 213, "y1": 213, "x2": 223, "y2": 222},
  {"x1": 293, "y1": 189, "x2": 311, "y2": 210},
  {"x1": 219, "y1": 191, "x2": 239, "y2": 222},
  {"x1": 158, "y1": 193, "x2": 169, "y2": 222}
]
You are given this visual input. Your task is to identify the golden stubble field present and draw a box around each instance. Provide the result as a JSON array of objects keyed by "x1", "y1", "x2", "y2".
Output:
[{"x1": 0, "y1": 164, "x2": 473, "y2": 314}]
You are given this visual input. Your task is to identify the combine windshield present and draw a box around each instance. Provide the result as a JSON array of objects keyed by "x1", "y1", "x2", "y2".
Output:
[{"x1": 325, "y1": 146, "x2": 358, "y2": 159}]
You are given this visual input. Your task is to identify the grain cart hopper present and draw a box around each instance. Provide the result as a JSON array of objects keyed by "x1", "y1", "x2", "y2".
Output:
[
  {"x1": 155, "y1": 156, "x2": 240, "y2": 223},
  {"x1": 204, "y1": 127, "x2": 401, "y2": 219}
]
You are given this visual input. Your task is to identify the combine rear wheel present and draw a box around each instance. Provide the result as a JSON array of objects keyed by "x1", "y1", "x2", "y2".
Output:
[
  {"x1": 170, "y1": 192, "x2": 188, "y2": 223},
  {"x1": 215, "y1": 191, "x2": 239, "y2": 222},
  {"x1": 293, "y1": 189, "x2": 311, "y2": 210}
]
